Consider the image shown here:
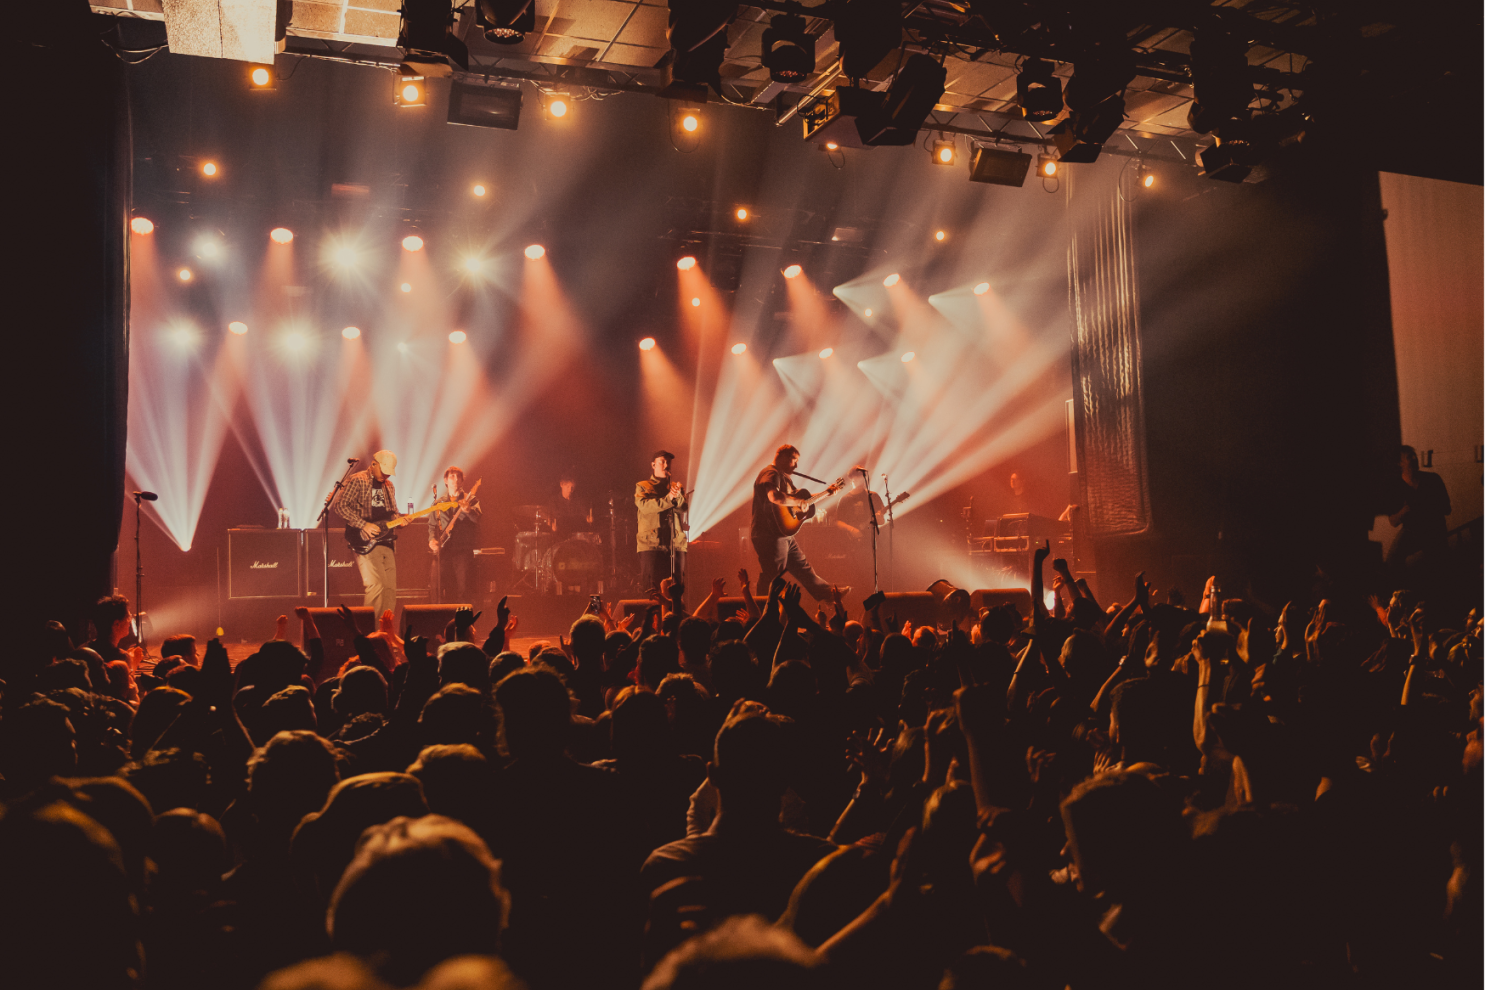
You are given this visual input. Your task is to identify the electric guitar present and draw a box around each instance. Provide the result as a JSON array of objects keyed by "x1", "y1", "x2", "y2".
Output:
[
  {"x1": 434, "y1": 479, "x2": 483, "y2": 550},
  {"x1": 844, "y1": 490, "x2": 913, "y2": 538},
  {"x1": 773, "y1": 475, "x2": 849, "y2": 537},
  {"x1": 346, "y1": 497, "x2": 462, "y2": 555}
]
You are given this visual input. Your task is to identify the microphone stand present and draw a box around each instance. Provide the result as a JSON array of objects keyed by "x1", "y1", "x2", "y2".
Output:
[
  {"x1": 318, "y1": 459, "x2": 358, "y2": 607},
  {"x1": 133, "y1": 491, "x2": 147, "y2": 655},
  {"x1": 882, "y1": 473, "x2": 896, "y2": 590},
  {"x1": 859, "y1": 467, "x2": 880, "y2": 593}
]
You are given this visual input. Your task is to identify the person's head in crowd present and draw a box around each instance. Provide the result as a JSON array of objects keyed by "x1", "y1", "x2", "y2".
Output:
[
  {"x1": 335, "y1": 666, "x2": 389, "y2": 719},
  {"x1": 328, "y1": 815, "x2": 508, "y2": 986},
  {"x1": 152, "y1": 655, "x2": 184, "y2": 681},
  {"x1": 657, "y1": 672, "x2": 714, "y2": 758},
  {"x1": 939, "y1": 946, "x2": 1033, "y2": 990},
  {"x1": 535, "y1": 648, "x2": 576, "y2": 685},
  {"x1": 916, "y1": 779, "x2": 979, "y2": 884},
  {"x1": 406, "y1": 744, "x2": 496, "y2": 839},
  {"x1": 708, "y1": 708, "x2": 795, "y2": 825},
  {"x1": 716, "y1": 615, "x2": 746, "y2": 643},
  {"x1": 977, "y1": 604, "x2": 1022, "y2": 646},
  {"x1": 569, "y1": 614, "x2": 606, "y2": 668},
  {"x1": 164, "y1": 662, "x2": 202, "y2": 697},
  {"x1": 488, "y1": 651, "x2": 525, "y2": 685},
  {"x1": 639, "y1": 634, "x2": 681, "y2": 691},
  {"x1": 1069, "y1": 596, "x2": 1104, "y2": 631},
  {"x1": 766, "y1": 660, "x2": 816, "y2": 720},
  {"x1": 262, "y1": 684, "x2": 317, "y2": 736},
  {"x1": 248, "y1": 730, "x2": 342, "y2": 836},
  {"x1": 709, "y1": 640, "x2": 765, "y2": 707},
  {"x1": 912, "y1": 627, "x2": 938, "y2": 651},
  {"x1": 63, "y1": 776, "x2": 156, "y2": 893},
  {"x1": 292, "y1": 772, "x2": 429, "y2": 904},
  {"x1": 419, "y1": 684, "x2": 487, "y2": 748},
  {"x1": 1060, "y1": 770, "x2": 1185, "y2": 906},
  {"x1": 148, "y1": 808, "x2": 228, "y2": 905},
  {"x1": 879, "y1": 633, "x2": 913, "y2": 670},
  {"x1": 642, "y1": 914, "x2": 819, "y2": 990},
  {"x1": 103, "y1": 660, "x2": 138, "y2": 706},
  {"x1": 493, "y1": 666, "x2": 572, "y2": 761},
  {"x1": 255, "y1": 640, "x2": 312, "y2": 696},
  {"x1": 91, "y1": 594, "x2": 131, "y2": 648},
  {"x1": 604, "y1": 630, "x2": 636, "y2": 669},
  {"x1": 129, "y1": 686, "x2": 192, "y2": 760},
  {"x1": 678, "y1": 617, "x2": 712, "y2": 677},
  {"x1": 123, "y1": 747, "x2": 210, "y2": 816},
  {"x1": 610, "y1": 688, "x2": 672, "y2": 764},
  {"x1": 42, "y1": 618, "x2": 74, "y2": 659},
  {"x1": 437, "y1": 643, "x2": 490, "y2": 692},
  {"x1": 160, "y1": 633, "x2": 198, "y2": 666},
  {"x1": 1108, "y1": 677, "x2": 1167, "y2": 769},
  {"x1": 36, "y1": 656, "x2": 92, "y2": 693}
]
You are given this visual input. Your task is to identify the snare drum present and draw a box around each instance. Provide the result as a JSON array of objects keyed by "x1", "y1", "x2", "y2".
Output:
[{"x1": 544, "y1": 537, "x2": 605, "y2": 593}]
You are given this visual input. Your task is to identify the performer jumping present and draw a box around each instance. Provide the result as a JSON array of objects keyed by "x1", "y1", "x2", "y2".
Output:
[
  {"x1": 635, "y1": 450, "x2": 687, "y2": 593},
  {"x1": 332, "y1": 449, "x2": 403, "y2": 620},
  {"x1": 751, "y1": 444, "x2": 847, "y2": 600}
]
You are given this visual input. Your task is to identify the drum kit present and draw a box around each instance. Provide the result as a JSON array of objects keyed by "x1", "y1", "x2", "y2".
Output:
[{"x1": 511, "y1": 505, "x2": 607, "y2": 594}]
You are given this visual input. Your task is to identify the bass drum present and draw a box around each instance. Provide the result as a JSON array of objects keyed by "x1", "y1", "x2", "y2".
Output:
[{"x1": 544, "y1": 537, "x2": 605, "y2": 594}]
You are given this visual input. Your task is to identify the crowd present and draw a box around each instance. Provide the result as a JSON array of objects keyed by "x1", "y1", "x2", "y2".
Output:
[{"x1": 0, "y1": 545, "x2": 1479, "y2": 990}]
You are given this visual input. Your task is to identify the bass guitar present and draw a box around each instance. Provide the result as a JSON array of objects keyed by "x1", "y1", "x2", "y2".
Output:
[
  {"x1": 346, "y1": 497, "x2": 462, "y2": 555},
  {"x1": 773, "y1": 475, "x2": 849, "y2": 537}
]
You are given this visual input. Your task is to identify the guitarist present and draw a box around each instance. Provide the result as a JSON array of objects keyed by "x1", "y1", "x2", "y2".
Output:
[
  {"x1": 751, "y1": 444, "x2": 845, "y2": 601},
  {"x1": 332, "y1": 449, "x2": 403, "y2": 622},
  {"x1": 430, "y1": 465, "x2": 482, "y2": 605}
]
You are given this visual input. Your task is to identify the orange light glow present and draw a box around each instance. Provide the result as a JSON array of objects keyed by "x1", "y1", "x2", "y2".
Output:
[
  {"x1": 524, "y1": 244, "x2": 545, "y2": 260},
  {"x1": 901, "y1": 351, "x2": 915, "y2": 363},
  {"x1": 250, "y1": 66, "x2": 271, "y2": 87},
  {"x1": 934, "y1": 230, "x2": 946, "y2": 242},
  {"x1": 639, "y1": 337, "x2": 656, "y2": 351},
  {"x1": 130, "y1": 217, "x2": 154, "y2": 235},
  {"x1": 680, "y1": 111, "x2": 700, "y2": 132},
  {"x1": 228, "y1": 321, "x2": 249, "y2": 335},
  {"x1": 401, "y1": 82, "x2": 422, "y2": 103},
  {"x1": 549, "y1": 98, "x2": 568, "y2": 118},
  {"x1": 342, "y1": 326, "x2": 361, "y2": 339},
  {"x1": 270, "y1": 227, "x2": 293, "y2": 244},
  {"x1": 819, "y1": 347, "x2": 833, "y2": 359},
  {"x1": 731, "y1": 343, "x2": 747, "y2": 355},
  {"x1": 202, "y1": 161, "x2": 218, "y2": 177},
  {"x1": 783, "y1": 264, "x2": 802, "y2": 279},
  {"x1": 735, "y1": 207, "x2": 749, "y2": 220},
  {"x1": 402, "y1": 235, "x2": 424, "y2": 252},
  {"x1": 1142, "y1": 173, "x2": 1155, "y2": 188},
  {"x1": 883, "y1": 273, "x2": 900, "y2": 287},
  {"x1": 399, "y1": 282, "x2": 412, "y2": 293},
  {"x1": 864, "y1": 308, "x2": 873, "y2": 317},
  {"x1": 691, "y1": 297, "x2": 701, "y2": 307},
  {"x1": 472, "y1": 183, "x2": 487, "y2": 197},
  {"x1": 677, "y1": 256, "x2": 696, "y2": 271},
  {"x1": 974, "y1": 282, "x2": 990, "y2": 295},
  {"x1": 448, "y1": 330, "x2": 467, "y2": 344},
  {"x1": 177, "y1": 268, "x2": 193, "y2": 282}
]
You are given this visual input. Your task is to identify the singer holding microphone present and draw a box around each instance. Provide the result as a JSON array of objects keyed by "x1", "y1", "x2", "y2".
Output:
[{"x1": 635, "y1": 450, "x2": 688, "y2": 594}]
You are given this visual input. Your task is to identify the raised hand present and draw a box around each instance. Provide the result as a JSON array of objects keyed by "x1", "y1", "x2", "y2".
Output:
[
  {"x1": 1133, "y1": 571, "x2": 1150, "y2": 609},
  {"x1": 845, "y1": 727, "x2": 893, "y2": 788},
  {"x1": 1033, "y1": 539, "x2": 1051, "y2": 566},
  {"x1": 497, "y1": 595, "x2": 511, "y2": 632},
  {"x1": 202, "y1": 637, "x2": 232, "y2": 708},
  {"x1": 712, "y1": 576, "x2": 727, "y2": 598},
  {"x1": 336, "y1": 603, "x2": 360, "y2": 635},
  {"x1": 781, "y1": 582, "x2": 808, "y2": 624},
  {"x1": 737, "y1": 567, "x2": 751, "y2": 591},
  {"x1": 273, "y1": 614, "x2": 290, "y2": 641}
]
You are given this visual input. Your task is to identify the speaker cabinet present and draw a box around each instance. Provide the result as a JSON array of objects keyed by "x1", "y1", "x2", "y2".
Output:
[
  {"x1": 302, "y1": 605, "x2": 376, "y2": 683},
  {"x1": 303, "y1": 528, "x2": 364, "y2": 600},
  {"x1": 869, "y1": 591, "x2": 937, "y2": 631},
  {"x1": 228, "y1": 529, "x2": 301, "y2": 598},
  {"x1": 716, "y1": 596, "x2": 749, "y2": 621},
  {"x1": 394, "y1": 521, "x2": 433, "y2": 593},
  {"x1": 402, "y1": 603, "x2": 472, "y2": 641},
  {"x1": 970, "y1": 588, "x2": 1034, "y2": 620}
]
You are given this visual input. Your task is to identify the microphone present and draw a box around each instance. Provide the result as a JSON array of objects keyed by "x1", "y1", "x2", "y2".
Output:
[
  {"x1": 347, "y1": 458, "x2": 359, "y2": 464},
  {"x1": 133, "y1": 491, "x2": 158, "y2": 501}
]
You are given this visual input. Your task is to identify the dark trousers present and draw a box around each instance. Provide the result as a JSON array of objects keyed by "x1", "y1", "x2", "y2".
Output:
[
  {"x1": 753, "y1": 535, "x2": 835, "y2": 600},
  {"x1": 638, "y1": 549, "x2": 686, "y2": 595},
  {"x1": 439, "y1": 548, "x2": 473, "y2": 605}
]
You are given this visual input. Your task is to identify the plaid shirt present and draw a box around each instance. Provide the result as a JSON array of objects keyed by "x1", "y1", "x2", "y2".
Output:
[{"x1": 332, "y1": 469, "x2": 398, "y2": 530}]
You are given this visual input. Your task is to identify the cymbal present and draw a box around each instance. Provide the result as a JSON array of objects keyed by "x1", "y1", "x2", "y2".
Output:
[{"x1": 511, "y1": 505, "x2": 553, "y2": 517}]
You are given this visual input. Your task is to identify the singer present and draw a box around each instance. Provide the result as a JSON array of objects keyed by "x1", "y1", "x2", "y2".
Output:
[
  {"x1": 750, "y1": 444, "x2": 844, "y2": 600},
  {"x1": 331, "y1": 450, "x2": 403, "y2": 621},
  {"x1": 635, "y1": 450, "x2": 688, "y2": 594}
]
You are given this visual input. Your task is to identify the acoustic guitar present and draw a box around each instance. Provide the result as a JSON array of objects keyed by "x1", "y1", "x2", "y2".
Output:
[
  {"x1": 773, "y1": 475, "x2": 849, "y2": 537},
  {"x1": 346, "y1": 497, "x2": 462, "y2": 555}
]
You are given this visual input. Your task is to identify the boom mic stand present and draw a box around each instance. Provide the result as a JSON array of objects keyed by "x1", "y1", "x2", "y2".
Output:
[
  {"x1": 132, "y1": 491, "x2": 156, "y2": 655},
  {"x1": 882, "y1": 473, "x2": 896, "y2": 589},
  {"x1": 318, "y1": 459, "x2": 358, "y2": 607},
  {"x1": 859, "y1": 467, "x2": 880, "y2": 593}
]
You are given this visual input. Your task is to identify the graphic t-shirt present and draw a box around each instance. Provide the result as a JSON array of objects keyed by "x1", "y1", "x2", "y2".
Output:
[
  {"x1": 751, "y1": 465, "x2": 789, "y2": 541},
  {"x1": 368, "y1": 480, "x2": 395, "y2": 543}
]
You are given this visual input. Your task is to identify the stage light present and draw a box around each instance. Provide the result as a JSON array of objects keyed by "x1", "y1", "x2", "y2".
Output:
[
  {"x1": 1052, "y1": 51, "x2": 1135, "y2": 164},
  {"x1": 968, "y1": 147, "x2": 1032, "y2": 186},
  {"x1": 680, "y1": 109, "x2": 701, "y2": 133},
  {"x1": 932, "y1": 139, "x2": 956, "y2": 165},
  {"x1": 270, "y1": 227, "x2": 293, "y2": 244},
  {"x1": 691, "y1": 297, "x2": 701, "y2": 307},
  {"x1": 248, "y1": 65, "x2": 275, "y2": 90},
  {"x1": 735, "y1": 207, "x2": 749, "y2": 220},
  {"x1": 398, "y1": 0, "x2": 470, "y2": 73},
  {"x1": 883, "y1": 273, "x2": 900, "y2": 287},
  {"x1": 677, "y1": 256, "x2": 697, "y2": 271},
  {"x1": 548, "y1": 96, "x2": 569, "y2": 118},
  {"x1": 462, "y1": 256, "x2": 483, "y2": 273},
  {"x1": 864, "y1": 308, "x2": 873, "y2": 317},
  {"x1": 1142, "y1": 171, "x2": 1155, "y2": 188},
  {"x1": 130, "y1": 217, "x2": 154, "y2": 235},
  {"x1": 974, "y1": 281, "x2": 990, "y2": 295},
  {"x1": 195, "y1": 236, "x2": 222, "y2": 260},
  {"x1": 472, "y1": 183, "x2": 487, "y2": 197},
  {"x1": 761, "y1": 13, "x2": 814, "y2": 83},
  {"x1": 901, "y1": 351, "x2": 915, "y2": 363},
  {"x1": 524, "y1": 244, "x2": 545, "y2": 259},
  {"x1": 402, "y1": 234, "x2": 425, "y2": 252},
  {"x1": 825, "y1": 141, "x2": 839, "y2": 150},
  {"x1": 478, "y1": 0, "x2": 536, "y2": 45},
  {"x1": 639, "y1": 337, "x2": 656, "y2": 351},
  {"x1": 819, "y1": 347, "x2": 833, "y2": 359},
  {"x1": 283, "y1": 330, "x2": 308, "y2": 352},
  {"x1": 934, "y1": 230, "x2": 946, "y2": 242},
  {"x1": 397, "y1": 342, "x2": 410, "y2": 354},
  {"x1": 449, "y1": 329, "x2": 467, "y2": 343},
  {"x1": 342, "y1": 326, "x2": 361, "y2": 339},
  {"x1": 177, "y1": 267, "x2": 193, "y2": 282},
  {"x1": 229, "y1": 321, "x2": 249, "y2": 335},
  {"x1": 731, "y1": 343, "x2": 747, "y2": 355},
  {"x1": 333, "y1": 245, "x2": 358, "y2": 268},
  {"x1": 856, "y1": 54, "x2": 945, "y2": 146},
  {"x1": 168, "y1": 323, "x2": 198, "y2": 348},
  {"x1": 396, "y1": 72, "x2": 427, "y2": 107},
  {"x1": 1038, "y1": 153, "x2": 1057, "y2": 177},
  {"x1": 1015, "y1": 58, "x2": 1064, "y2": 122},
  {"x1": 201, "y1": 161, "x2": 218, "y2": 177},
  {"x1": 783, "y1": 264, "x2": 802, "y2": 279},
  {"x1": 400, "y1": 282, "x2": 413, "y2": 293}
]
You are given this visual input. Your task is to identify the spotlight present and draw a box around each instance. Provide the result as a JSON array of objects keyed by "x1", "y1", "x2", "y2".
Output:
[
  {"x1": 177, "y1": 267, "x2": 193, "y2": 282},
  {"x1": 856, "y1": 54, "x2": 945, "y2": 146},
  {"x1": 248, "y1": 65, "x2": 276, "y2": 90},
  {"x1": 883, "y1": 273, "x2": 900, "y2": 287},
  {"x1": 968, "y1": 147, "x2": 1032, "y2": 186},
  {"x1": 524, "y1": 244, "x2": 545, "y2": 260},
  {"x1": 168, "y1": 324, "x2": 198, "y2": 348},
  {"x1": 547, "y1": 95, "x2": 569, "y2": 118},
  {"x1": 449, "y1": 329, "x2": 467, "y2": 343},
  {"x1": 402, "y1": 234, "x2": 425, "y2": 252},
  {"x1": 973, "y1": 281, "x2": 989, "y2": 295},
  {"x1": 663, "y1": 0, "x2": 735, "y2": 94},
  {"x1": 691, "y1": 297, "x2": 701, "y2": 307},
  {"x1": 825, "y1": 141, "x2": 839, "y2": 151},
  {"x1": 448, "y1": 78, "x2": 523, "y2": 130},
  {"x1": 477, "y1": 0, "x2": 536, "y2": 45},
  {"x1": 472, "y1": 183, "x2": 487, "y2": 197},
  {"x1": 1052, "y1": 48, "x2": 1135, "y2": 164},
  {"x1": 395, "y1": 71, "x2": 427, "y2": 107},
  {"x1": 783, "y1": 264, "x2": 802, "y2": 279},
  {"x1": 864, "y1": 308, "x2": 873, "y2": 317},
  {"x1": 639, "y1": 337, "x2": 657, "y2": 351},
  {"x1": 195, "y1": 237, "x2": 222, "y2": 260},
  {"x1": 201, "y1": 161, "x2": 219, "y2": 177},
  {"x1": 1143, "y1": 172, "x2": 1155, "y2": 188},
  {"x1": 1186, "y1": 27, "x2": 1253, "y2": 136},
  {"x1": 130, "y1": 217, "x2": 154, "y2": 235},
  {"x1": 677, "y1": 256, "x2": 697, "y2": 271},
  {"x1": 901, "y1": 351, "x2": 915, "y2": 363},
  {"x1": 283, "y1": 331, "x2": 308, "y2": 352},
  {"x1": 342, "y1": 326, "x2": 361, "y2": 339},
  {"x1": 228, "y1": 321, "x2": 249, "y2": 335},
  {"x1": 680, "y1": 109, "x2": 701, "y2": 133},
  {"x1": 731, "y1": 343, "x2": 747, "y2": 355},
  {"x1": 1015, "y1": 58, "x2": 1064, "y2": 122},
  {"x1": 397, "y1": 342, "x2": 410, "y2": 354},
  {"x1": 400, "y1": 282, "x2": 413, "y2": 293},
  {"x1": 333, "y1": 246, "x2": 358, "y2": 268},
  {"x1": 398, "y1": 0, "x2": 469, "y2": 73},
  {"x1": 819, "y1": 347, "x2": 833, "y2": 359},
  {"x1": 761, "y1": 13, "x2": 814, "y2": 84},
  {"x1": 462, "y1": 256, "x2": 483, "y2": 273},
  {"x1": 934, "y1": 230, "x2": 946, "y2": 242},
  {"x1": 931, "y1": 139, "x2": 956, "y2": 166},
  {"x1": 1038, "y1": 153, "x2": 1058, "y2": 177},
  {"x1": 735, "y1": 207, "x2": 749, "y2": 220},
  {"x1": 270, "y1": 227, "x2": 294, "y2": 244},
  {"x1": 833, "y1": 0, "x2": 903, "y2": 78}
]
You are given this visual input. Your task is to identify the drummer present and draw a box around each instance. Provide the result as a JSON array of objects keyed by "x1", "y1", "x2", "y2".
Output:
[{"x1": 553, "y1": 468, "x2": 593, "y2": 535}]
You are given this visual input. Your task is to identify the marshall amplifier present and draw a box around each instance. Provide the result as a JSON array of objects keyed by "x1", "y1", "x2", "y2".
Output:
[
  {"x1": 303, "y1": 528, "x2": 364, "y2": 600},
  {"x1": 228, "y1": 529, "x2": 301, "y2": 599}
]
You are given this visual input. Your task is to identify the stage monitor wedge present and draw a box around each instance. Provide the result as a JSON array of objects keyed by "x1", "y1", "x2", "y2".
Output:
[{"x1": 448, "y1": 78, "x2": 523, "y2": 130}]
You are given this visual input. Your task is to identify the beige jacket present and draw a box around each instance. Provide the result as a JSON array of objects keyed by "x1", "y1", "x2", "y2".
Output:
[{"x1": 634, "y1": 479, "x2": 688, "y2": 552}]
